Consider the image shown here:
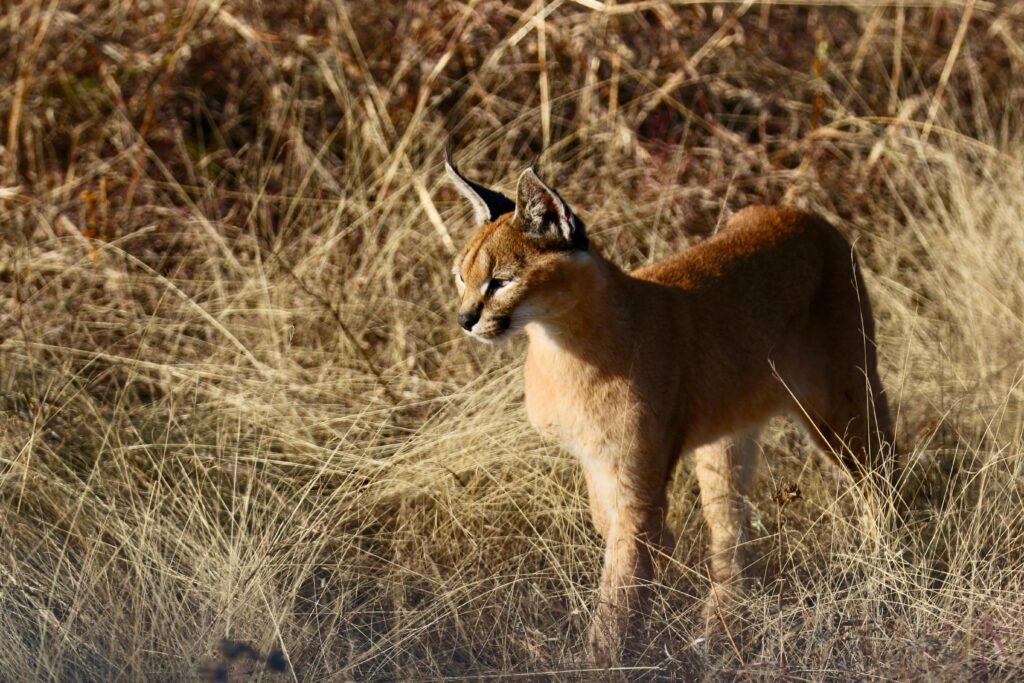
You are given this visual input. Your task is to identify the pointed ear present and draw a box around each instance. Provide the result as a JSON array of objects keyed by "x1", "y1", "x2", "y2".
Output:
[
  {"x1": 514, "y1": 167, "x2": 588, "y2": 251},
  {"x1": 444, "y1": 143, "x2": 515, "y2": 226}
]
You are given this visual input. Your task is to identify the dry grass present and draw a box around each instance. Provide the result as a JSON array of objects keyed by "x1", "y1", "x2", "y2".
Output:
[{"x1": 2, "y1": 1, "x2": 1024, "y2": 680}]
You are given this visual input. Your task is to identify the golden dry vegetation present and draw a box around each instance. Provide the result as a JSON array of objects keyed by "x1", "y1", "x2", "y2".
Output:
[{"x1": 2, "y1": 1, "x2": 1024, "y2": 680}]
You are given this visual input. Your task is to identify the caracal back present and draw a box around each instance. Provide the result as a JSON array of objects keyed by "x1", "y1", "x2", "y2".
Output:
[{"x1": 632, "y1": 206, "x2": 894, "y2": 474}]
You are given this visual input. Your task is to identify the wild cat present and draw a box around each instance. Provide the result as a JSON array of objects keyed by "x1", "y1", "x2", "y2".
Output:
[{"x1": 444, "y1": 146, "x2": 895, "y2": 662}]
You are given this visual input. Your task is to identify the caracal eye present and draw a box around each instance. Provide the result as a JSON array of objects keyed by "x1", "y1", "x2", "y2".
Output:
[{"x1": 485, "y1": 276, "x2": 514, "y2": 295}]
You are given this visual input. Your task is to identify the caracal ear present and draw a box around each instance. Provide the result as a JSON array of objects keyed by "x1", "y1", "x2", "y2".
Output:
[
  {"x1": 444, "y1": 142, "x2": 515, "y2": 226},
  {"x1": 514, "y1": 166, "x2": 588, "y2": 251}
]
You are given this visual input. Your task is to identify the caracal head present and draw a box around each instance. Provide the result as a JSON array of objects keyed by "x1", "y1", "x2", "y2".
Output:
[{"x1": 445, "y1": 146, "x2": 589, "y2": 344}]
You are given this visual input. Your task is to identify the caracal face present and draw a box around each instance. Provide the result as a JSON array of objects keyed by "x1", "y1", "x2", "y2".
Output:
[{"x1": 446, "y1": 148, "x2": 589, "y2": 343}]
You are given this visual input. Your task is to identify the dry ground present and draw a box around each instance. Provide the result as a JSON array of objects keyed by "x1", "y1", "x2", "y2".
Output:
[{"x1": 2, "y1": 1, "x2": 1024, "y2": 680}]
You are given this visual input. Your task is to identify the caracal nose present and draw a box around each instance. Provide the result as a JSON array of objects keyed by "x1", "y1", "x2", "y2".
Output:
[{"x1": 458, "y1": 309, "x2": 480, "y2": 331}]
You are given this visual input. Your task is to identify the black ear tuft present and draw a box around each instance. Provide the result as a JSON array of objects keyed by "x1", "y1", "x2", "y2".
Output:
[
  {"x1": 444, "y1": 142, "x2": 515, "y2": 225},
  {"x1": 514, "y1": 168, "x2": 587, "y2": 251}
]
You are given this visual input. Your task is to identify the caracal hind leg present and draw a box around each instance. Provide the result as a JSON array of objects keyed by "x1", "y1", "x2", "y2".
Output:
[
  {"x1": 694, "y1": 431, "x2": 759, "y2": 622},
  {"x1": 798, "y1": 365, "x2": 895, "y2": 486},
  {"x1": 794, "y1": 357, "x2": 900, "y2": 538},
  {"x1": 800, "y1": 260, "x2": 897, "y2": 488}
]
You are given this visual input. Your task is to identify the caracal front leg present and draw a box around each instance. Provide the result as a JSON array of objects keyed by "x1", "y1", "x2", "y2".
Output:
[
  {"x1": 582, "y1": 464, "x2": 612, "y2": 539},
  {"x1": 584, "y1": 456, "x2": 672, "y2": 665},
  {"x1": 694, "y1": 431, "x2": 759, "y2": 622}
]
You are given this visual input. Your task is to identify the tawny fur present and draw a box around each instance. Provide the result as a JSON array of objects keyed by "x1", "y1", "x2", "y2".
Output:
[{"x1": 448, "y1": 163, "x2": 894, "y2": 664}]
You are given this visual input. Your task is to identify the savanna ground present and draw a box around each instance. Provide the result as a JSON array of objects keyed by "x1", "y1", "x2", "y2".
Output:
[{"x1": 1, "y1": 1, "x2": 1024, "y2": 680}]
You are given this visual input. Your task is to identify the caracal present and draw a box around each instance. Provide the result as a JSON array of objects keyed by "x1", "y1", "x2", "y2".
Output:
[{"x1": 445, "y1": 146, "x2": 895, "y2": 663}]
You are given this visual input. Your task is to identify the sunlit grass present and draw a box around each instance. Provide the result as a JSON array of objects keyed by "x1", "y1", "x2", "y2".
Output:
[{"x1": 1, "y1": 1, "x2": 1023, "y2": 680}]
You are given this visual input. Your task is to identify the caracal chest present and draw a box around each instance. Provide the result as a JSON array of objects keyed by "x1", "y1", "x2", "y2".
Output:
[{"x1": 523, "y1": 336, "x2": 635, "y2": 460}]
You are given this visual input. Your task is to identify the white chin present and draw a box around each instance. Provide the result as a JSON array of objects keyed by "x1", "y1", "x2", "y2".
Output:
[{"x1": 469, "y1": 328, "x2": 513, "y2": 345}]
